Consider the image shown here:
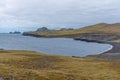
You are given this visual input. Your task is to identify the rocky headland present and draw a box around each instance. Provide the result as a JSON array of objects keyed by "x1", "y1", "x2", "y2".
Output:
[{"x1": 23, "y1": 23, "x2": 120, "y2": 60}]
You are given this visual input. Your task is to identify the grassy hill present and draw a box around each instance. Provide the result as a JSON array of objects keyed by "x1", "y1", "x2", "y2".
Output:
[
  {"x1": 0, "y1": 50, "x2": 120, "y2": 80},
  {"x1": 79, "y1": 23, "x2": 120, "y2": 35},
  {"x1": 23, "y1": 23, "x2": 120, "y2": 37},
  {"x1": 23, "y1": 23, "x2": 120, "y2": 41}
]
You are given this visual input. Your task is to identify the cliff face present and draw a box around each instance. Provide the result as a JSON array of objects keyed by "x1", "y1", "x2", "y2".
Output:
[{"x1": 74, "y1": 33, "x2": 120, "y2": 42}]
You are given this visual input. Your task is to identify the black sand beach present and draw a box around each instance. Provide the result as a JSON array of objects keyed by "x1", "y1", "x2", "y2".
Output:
[{"x1": 89, "y1": 42, "x2": 120, "y2": 60}]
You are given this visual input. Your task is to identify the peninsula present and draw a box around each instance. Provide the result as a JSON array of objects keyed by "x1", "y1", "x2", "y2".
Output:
[{"x1": 23, "y1": 23, "x2": 120, "y2": 60}]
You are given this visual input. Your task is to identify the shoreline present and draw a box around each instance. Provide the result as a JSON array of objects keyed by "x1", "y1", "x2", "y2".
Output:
[
  {"x1": 74, "y1": 38, "x2": 119, "y2": 53},
  {"x1": 24, "y1": 34, "x2": 120, "y2": 58},
  {"x1": 3, "y1": 33, "x2": 120, "y2": 60},
  {"x1": 23, "y1": 34, "x2": 120, "y2": 57},
  {"x1": 23, "y1": 33, "x2": 120, "y2": 55},
  {"x1": 74, "y1": 38, "x2": 120, "y2": 60},
  {"x1": 103, "y1": 42, "x2": 120, "y2": 53}
]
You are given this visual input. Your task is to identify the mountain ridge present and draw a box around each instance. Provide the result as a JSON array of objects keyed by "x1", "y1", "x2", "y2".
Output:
[{"x1": 23, "y1": 23, "x2": 120, "y2": 38}]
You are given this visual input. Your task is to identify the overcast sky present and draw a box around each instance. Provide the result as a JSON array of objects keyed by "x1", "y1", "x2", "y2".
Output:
[{"x1": 0, "y1": 0, "x2": 120, "y2": 32}]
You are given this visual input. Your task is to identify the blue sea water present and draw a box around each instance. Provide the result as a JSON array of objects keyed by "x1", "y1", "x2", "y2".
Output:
[{"x1": 0, "y1": 34, "x2": 112, "y2": 57}]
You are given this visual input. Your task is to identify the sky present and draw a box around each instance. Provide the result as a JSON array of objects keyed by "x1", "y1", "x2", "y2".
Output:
[{"x1": 0, "y1": 0, "x2": 120, "y2": 32}]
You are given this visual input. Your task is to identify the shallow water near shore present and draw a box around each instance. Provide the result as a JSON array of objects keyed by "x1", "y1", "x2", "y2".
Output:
[{"x1": 0, "y1": 34, "x2": 112, "y2": 57}]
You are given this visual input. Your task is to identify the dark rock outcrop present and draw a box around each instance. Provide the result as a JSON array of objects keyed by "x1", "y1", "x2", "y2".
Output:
[
  {"x1": 36, "y1": 27, "x2": 49, "y2": 32},
  {"x1": 23, "y1": 32, "x2": 44, "y2": 37},
  {"x1": 74, "y1": 33, "x2": 120, "y2": 42}
]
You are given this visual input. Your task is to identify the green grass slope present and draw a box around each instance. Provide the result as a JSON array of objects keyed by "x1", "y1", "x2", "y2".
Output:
[
  {"x1": 0, "y1": 50, "x2": 120, "y2": 80},
  {"x1": 80, "y1": 23, "x2": 120, "y2": 35},
  {"x1": 23, "y1": 23, "x2": 120, "y2": 42},
  {"x1": 23, "y1": 23, "x2": 120, "y2": 37}
]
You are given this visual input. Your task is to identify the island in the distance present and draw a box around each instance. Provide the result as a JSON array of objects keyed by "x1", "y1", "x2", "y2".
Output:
[{"x1": 9, "y1": 31, "x2": 21, "y2": 34}]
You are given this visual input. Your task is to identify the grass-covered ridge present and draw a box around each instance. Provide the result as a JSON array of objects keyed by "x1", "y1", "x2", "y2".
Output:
[
  {"x1": 23, "y1": 23, "x2": 120, "y2": 38},
  {"x1": 0, "y1": 50, "x2": 120, "y2": 80}
]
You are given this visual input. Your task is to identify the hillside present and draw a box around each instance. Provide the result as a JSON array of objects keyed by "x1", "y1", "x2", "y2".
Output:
[
  {"x1": 22, "y1": 23, "x2": 120, "y2": 60},
  {"x1": 23, "y1": 23, "x2": 120, "y2": 41},
  {"x1": 79, "y1": 23, "x2": 120, "y2": 35},
  {"x1": 0, "y1": 50, "x2": 120, "y2": 80}
]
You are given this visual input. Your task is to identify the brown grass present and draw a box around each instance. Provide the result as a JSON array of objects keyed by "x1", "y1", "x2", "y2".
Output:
[
  {"x1": 0, "y1": 50, "x2": 120, "y2": 80},
  {"x1": 24, "y1": 23, "x2": 120, "y2": 38}
]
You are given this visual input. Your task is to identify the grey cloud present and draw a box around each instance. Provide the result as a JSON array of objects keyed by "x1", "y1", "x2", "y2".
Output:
[{"x1": 0, "y1": 0, "x2": 120, "y2": 32}]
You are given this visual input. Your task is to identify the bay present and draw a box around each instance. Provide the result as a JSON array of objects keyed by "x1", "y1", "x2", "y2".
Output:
[{"x1": 0, "y1": 34, "x2": 112, "y2": 57}]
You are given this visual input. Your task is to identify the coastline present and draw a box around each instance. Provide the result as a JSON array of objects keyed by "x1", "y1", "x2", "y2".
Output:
[
  {"x1": 74, "y1": 38, "x2": 120, "y2": 60},
  {"x1": 23, "y1": 33, "x2": 120, "y2": 57},
  {"x1": 17, "y1": 33, "x2": 120, "y2": 60},
  {"x1": 103, "y1": 42, "x2": 120, "y2": 53},
  {"x1": 74, "y1": 38, "x2": 119, "y2": 53}
]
